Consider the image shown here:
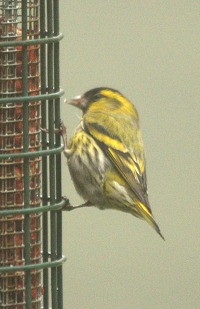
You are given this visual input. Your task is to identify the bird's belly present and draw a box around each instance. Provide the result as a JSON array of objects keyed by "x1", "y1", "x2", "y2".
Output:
[{"x1": 67, "y1": 139, "x2": 108, "y2": 205}]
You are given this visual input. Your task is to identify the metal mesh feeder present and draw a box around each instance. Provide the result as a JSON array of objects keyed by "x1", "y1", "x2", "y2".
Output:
[{"x1": 0, "y1": 1, "x2": 65, "y2": 308}]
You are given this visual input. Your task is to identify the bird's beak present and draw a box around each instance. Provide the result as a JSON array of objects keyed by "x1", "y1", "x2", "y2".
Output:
[{"x1": 64, "y1": 95, "x2": 82, "y2": 109}]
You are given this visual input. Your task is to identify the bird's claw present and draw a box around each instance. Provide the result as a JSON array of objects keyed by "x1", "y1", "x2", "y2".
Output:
[
  {"x1": 62, "y1": 196, "x2": 74, "y2": 211},
  {"x1": 40, "y1": 120, "x2": 66, "y2": 136}
]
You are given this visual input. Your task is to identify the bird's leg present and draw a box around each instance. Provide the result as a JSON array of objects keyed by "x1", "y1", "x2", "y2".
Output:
[
  {"x1": 40, "y1": 125, "x2": 62, "y2": 135},
  {"x1": 59, "y1": 120, "x2": 68, "y2": 156},
  {"x1": 40, "y1": 120, "x2": 68, "y2": 153},
  {"x1": 62, "y1": 197, "x2": 93, "y2": 211}
]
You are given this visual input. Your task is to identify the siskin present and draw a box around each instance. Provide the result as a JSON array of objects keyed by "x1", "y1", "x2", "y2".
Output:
[{"x1": 62, "y1": 87, "x2": 164, "y2": 240}]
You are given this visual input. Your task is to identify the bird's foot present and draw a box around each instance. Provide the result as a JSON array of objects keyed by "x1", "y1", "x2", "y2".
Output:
[{"x1": 62, "y1": 198, "x2": 93, "y2": 211}]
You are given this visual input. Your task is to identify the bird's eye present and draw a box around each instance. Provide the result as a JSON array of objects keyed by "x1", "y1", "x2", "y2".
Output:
[
  {"x1": 94, "y1": 93, "x2": 101, "y2": 100},
  {"x1": 93, "y1": 92, "x2": 102, "y2": 101}
]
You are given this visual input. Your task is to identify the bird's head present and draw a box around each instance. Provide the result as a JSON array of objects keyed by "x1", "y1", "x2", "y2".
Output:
[{"x1": 65, "y1": 87, "x2": 138, "y2": 119}]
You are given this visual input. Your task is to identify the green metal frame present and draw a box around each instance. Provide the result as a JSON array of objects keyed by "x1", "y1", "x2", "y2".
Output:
[{"x1": 0, "y1": 1, "x2": 66, "y2": 308}]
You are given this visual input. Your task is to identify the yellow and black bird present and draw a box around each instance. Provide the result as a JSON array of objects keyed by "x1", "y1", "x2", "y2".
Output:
[{"x1": 62, "y1": 87, "x2": 164, "y2": 240}]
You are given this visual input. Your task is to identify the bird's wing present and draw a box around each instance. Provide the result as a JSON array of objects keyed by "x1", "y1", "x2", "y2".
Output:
[{"x1": 83, "y1": 116, "x2": 151, "y2": 213}]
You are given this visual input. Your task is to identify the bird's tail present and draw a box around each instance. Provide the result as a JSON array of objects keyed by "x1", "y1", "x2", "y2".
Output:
[{"x1": 136, "y1": 201, "x2": 165, "y2": 240}]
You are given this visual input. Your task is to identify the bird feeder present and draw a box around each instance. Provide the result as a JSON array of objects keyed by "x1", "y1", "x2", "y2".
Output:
[{"x1": 0, "y1": 1, "x2": 65, "y2": 308}]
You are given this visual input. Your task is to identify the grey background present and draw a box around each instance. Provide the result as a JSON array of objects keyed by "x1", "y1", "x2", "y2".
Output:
[{"x1": 59, "y1": 2, "x2": 200, "y2": 309}]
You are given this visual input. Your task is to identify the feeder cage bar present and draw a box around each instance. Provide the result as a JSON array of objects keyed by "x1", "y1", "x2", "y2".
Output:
[{"x1": 0, "y1": 1, "x2": 65, "y2": 308}]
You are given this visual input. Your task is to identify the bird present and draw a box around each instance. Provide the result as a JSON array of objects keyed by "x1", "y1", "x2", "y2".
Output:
[{"x1": 61, "y1": 87, "x2": 164, "y2": 240}]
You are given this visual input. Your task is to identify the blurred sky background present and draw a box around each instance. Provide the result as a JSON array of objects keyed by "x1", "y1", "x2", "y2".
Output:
[{"x1": 59, "y1": 2, "x2": 200, "y2": 308}]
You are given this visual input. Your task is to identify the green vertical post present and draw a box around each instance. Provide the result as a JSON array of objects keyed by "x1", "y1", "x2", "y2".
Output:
[{"x1": 54, "y1": 1, "x2": 64, "y2": 308}]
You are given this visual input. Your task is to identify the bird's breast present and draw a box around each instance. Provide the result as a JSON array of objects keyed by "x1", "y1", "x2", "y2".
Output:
[{"x1": 66, "y1": 128, "x2": 109, "y2": 204}]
